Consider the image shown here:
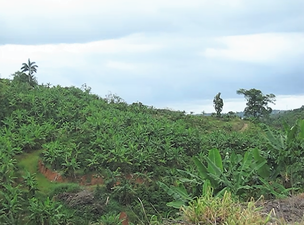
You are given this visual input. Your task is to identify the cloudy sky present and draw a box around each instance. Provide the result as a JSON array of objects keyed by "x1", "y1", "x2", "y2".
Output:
[{"x1": 0, "y1": 0, "x2": 303, "y2": 113}]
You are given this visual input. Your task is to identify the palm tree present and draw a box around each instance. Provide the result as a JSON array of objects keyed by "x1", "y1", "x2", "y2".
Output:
[{"x1": 20, "y1": 59, "x2": 38, "y2": 83}]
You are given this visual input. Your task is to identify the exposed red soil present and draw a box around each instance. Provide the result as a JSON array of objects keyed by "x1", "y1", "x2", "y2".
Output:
[
  {"x1": 38, "y1": 160, "x2": 65, "y2": 182},
  {"x1": 38, "y1": 160, "x2": 144, "y2": 186},
  {"x1": 38, "y1": 160, "x2": 104, "y2": 185},
  {"x1": 119, "y1": 211, "x2": 129, "y2": 225},
  {"x1": 38, "y1": 160, "x2": 304, "y2": 224},
  {"x1": 38, "y1": 160, "x2": 148, "y2": 225},
  {"x1": 79, "y1": 174, "x2": 104, "y2": 186},
  {"x1": 119, "y1": 173, "x2": 145, "y2": 185}
]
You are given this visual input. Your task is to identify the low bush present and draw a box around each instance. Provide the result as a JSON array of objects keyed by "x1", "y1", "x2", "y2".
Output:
[{"x1": 182, "y1": 188, "x2": 270, "y2": 225}]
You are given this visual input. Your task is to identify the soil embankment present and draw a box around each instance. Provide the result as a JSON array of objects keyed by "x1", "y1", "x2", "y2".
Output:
[
  {"x1": 38, "y1": 160, "x2": 129, "y2": 225},
  {"x1": 33, "y1": 156, "x2": 304, "y2": 224},
  {"x1": 38, "y1": 160, "x2": 104, "y2": 185}
]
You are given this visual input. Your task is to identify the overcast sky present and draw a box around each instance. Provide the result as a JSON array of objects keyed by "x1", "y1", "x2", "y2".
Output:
[{"x1": 0, "y1": 0, "x2": 303, "y2": 113}]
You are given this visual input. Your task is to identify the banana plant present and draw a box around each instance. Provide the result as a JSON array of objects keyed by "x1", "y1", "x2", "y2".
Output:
[
  {"x1": 265, "y1": 119, "x2": 304, "y2": 188},
  {"x1": 62, "y1": 145, "x2": 81, "y2": 178},
  {"x1": 160, "y1": 148, "x2": 275, "y2": 208},
  {"x1": 42, "y1": 141, "x2": 64, "y2": 169},
  {"x1": 0, "y1": 184, "x2": 24, "y2": 224},
  {"x1": 0, "y1": 152, "x2": 17, "y2": 185},
  {"x1": 193, "y1": 148, "x2": 271, "y2": 198},
  {"x1": 157, "y1": 181, "x2": 193, "y2": 209},
  {"x1": 27, "y1": 197, "x2": 68, "y2": 225},
  {"x1": 85, "y1": 150, "x2": 106, "y2": 172},
  {"x1": 97, "y1": 213, "x2": 123, "y2": 225},
  {"x1": 22, "y1": 171, "x2": 38, "y2": 197}
]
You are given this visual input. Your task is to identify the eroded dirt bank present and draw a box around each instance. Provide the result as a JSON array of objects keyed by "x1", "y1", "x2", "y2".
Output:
[
  {"x1": 38, "y1": 160, "x2": 104, "y2": 185},
  {"x1": 39, "y1": 160, "x2": 304, "y2": 224}
]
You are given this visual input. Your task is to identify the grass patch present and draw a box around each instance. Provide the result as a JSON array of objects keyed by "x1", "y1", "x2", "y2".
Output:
[
  {"x1": 181, "y1": 188, "x2": 271, "y2": 225},
  {"x1": 16, "y1": 150, "x2": 42, "y2": 173},
  {"x1": 16, "y1": 150, "x2": 61, "y2": 195}
]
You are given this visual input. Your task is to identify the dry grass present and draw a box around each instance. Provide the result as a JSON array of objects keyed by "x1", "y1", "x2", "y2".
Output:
[{"x1": 180, "y1": 189, "x2": 271, "y2": 225}]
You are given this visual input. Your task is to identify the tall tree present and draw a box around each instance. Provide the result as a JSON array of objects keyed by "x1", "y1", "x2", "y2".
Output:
[
  {"x1": 237, "y1": 88, "x2": 275, "y2": 119},
  {"x1": 20, "y1": 59, "x2": 38, "y2": 84},
  {"x1": 213, "y1": 92, "x2": 224, "y2": 116},
  {"x1": 12, "y1": 71, "x2": 38, "y2": 87}
]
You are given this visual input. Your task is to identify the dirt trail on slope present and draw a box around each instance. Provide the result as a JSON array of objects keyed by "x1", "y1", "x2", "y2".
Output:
[{"x1": 240, "y1": 123, "x2": 249, "y2": 132}]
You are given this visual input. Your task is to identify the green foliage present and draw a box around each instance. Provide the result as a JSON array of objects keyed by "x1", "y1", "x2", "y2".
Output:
[
  {"x1": 182, "y1": 188, "x2": 270, "y2": 225},
  {"x1": 200, "y1": 128, "x2": 269, "y2": 156},
  {"x1": 112, "y1": 178, "x2": 137, "y2": 205},
  {"x1": 237, "y1": 88, "x2": 275, "y2": 119},
  {"x1": 265, "y1": 119, "x2": 304, "y2": 189},
  {"x1": 128, "y1": 183, "x2": 178, "y2": 220},
  {"x1": 49, "y1": 183, "x2": 82, "y2": 198},
  {"x1": 2, "y1": 74, "x2": 301, "y2": 224},
  {"x1": 0, "y1": 141, "x2": 19, "y2": 186},
  {"x1": 213, "y1": 92, "x2": 224, "y2": 116},
  {"x1": 12, "y1": 71, "x2": 38, "y2": 87},
  {"x1": 20, "y1": 58, "x2": 38, "y2": 86},
  {"x1": 193, "y1": 148, "x2": 273, "y2": 198},
  {"x1": 265, "y1": 106, "x2": 304, "y2": 129},
  {"x1": 97, "y1": 213, "x2": 123, "y2": 225},
  {"x1": 0, "y1": 184, "x2": 24, "y2": 224},
  {"x1": 22, "y1": 171, "x2": 38, "y2": 197},
  {"x1": 157, "y1": 181, "x2": 192, "y2": 209},
  {"x1": 27, "y1": 197, "x2": 69, "y2": 225},
  {"x1": 160, "y1": 147, "x2": 288, "y2": 208}
]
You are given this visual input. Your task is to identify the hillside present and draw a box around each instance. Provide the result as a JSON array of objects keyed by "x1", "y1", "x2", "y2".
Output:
[
  {"x1": 265, "y1": 106, "x2": 304, "y2": 129},
  {"x1": 1, "y1": 78, "x2": 304, "y2": 224}
]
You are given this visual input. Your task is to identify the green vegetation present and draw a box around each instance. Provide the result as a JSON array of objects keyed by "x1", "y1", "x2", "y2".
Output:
[
  {"x1": 20, "y1": 58, "x2": 38, "y2": 85},
  {"x1": 237, "y1": 88, "x2": 276, "y2": 119},
  {"x1": 1, "y1": 60, "x2": 304, "y2": 224},
  {"x1": 181, "y1": 188, "x2": 271, "y2": 225},
  {"x1": 213, "y1": 92, "x2": 224, "y2": 116},
  {"x1": 265, "y1": 106, "x2": 304, "y2": 129},
  {"x1": 16, "y1": 150, "x2": 63, "y2": 194}
]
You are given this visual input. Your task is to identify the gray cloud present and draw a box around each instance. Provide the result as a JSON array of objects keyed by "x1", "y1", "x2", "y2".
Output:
[
  {"x1": 1, "y1": 0, "x2": 304, "y2": 45},
  {"x1": 0, "y1": 0, "x2": 303, "y2": 112}
]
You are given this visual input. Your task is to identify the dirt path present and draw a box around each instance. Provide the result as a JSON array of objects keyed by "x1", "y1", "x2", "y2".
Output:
[
  {"x1": 258, "y1": 194, "x2": 304, "y2": 224},
  {"x1": 240, "y1": 123, "x2": 249, "y2": 132}
]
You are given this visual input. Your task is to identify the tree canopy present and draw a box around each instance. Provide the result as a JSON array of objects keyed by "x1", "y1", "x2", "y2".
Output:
[
  {"x1": 237, "y1": 88, "x2": 275, "y2": 119},
  {"x1": 12, "y1": 71, "x2": 38, "y2": 87},
  {"x1": 20, "y1": 59, "x2": 38, "y2": 85},
  {"x1": 213, "y1": 92, "x2": 224, "y2": 116}
]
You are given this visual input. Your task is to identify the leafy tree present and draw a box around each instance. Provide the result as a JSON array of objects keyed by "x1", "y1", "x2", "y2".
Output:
[
  {"x1": 237, "y1": 88, "x2": 275, "y2": 119},
  {"x1": 0, "y1": 79, "x2": 10, "y2": 119},
  {"x1": 12, "y1": 71, "x2": 38, "y2": 87},
  {"x1": 213, "y1": 92, "x2": 224, "y2": 116},
  {"x1": 105, "y1": 92, "x2": 126, "y2": 104},
  {"x1": 20, "y1": 59, "x2": 38, "y2": 85}
]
